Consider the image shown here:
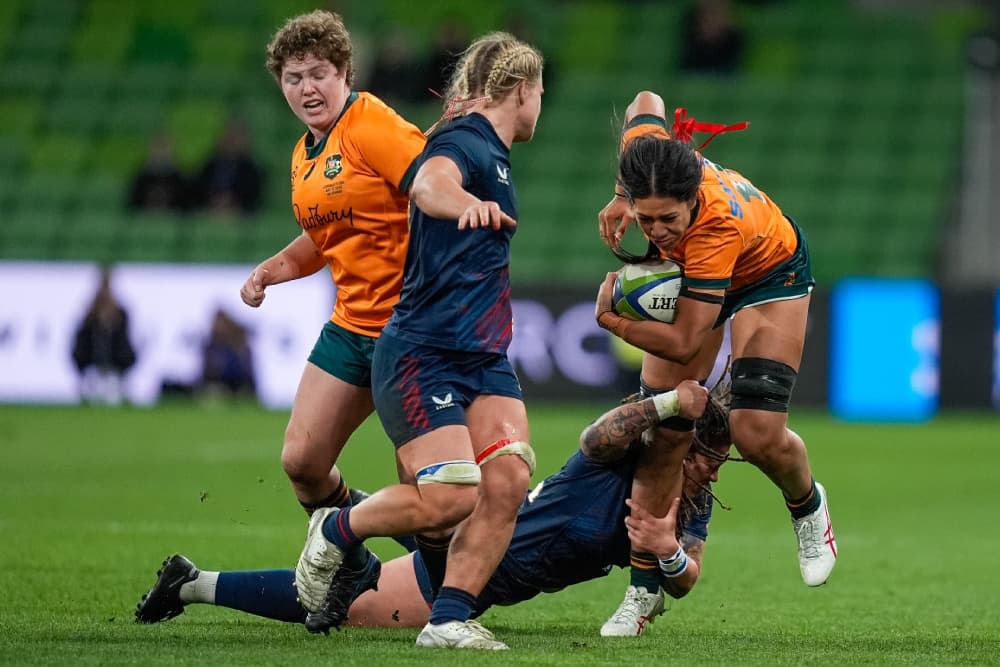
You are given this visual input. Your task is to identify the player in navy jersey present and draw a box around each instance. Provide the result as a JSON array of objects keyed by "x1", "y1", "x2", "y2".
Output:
[
  {"x1": 136, "y1": 380, "x2": 731, "y2": 637},
  {"x1": 291, "y1": 32, "x2": 546, "y2": 649}
]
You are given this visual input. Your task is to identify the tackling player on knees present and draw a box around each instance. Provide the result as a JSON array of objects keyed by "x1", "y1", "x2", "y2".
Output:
[{"x1": 595, "y1": 90, "x2": 837, "y2": 635}]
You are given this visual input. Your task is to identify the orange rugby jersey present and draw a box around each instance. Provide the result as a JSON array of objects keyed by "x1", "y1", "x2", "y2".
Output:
[
  {"x1": 622, "y1": 118, "x2": 797, "y2": 291},
  {"x1": 290, "y1": 91, "x2": 426, "y2": 336}
]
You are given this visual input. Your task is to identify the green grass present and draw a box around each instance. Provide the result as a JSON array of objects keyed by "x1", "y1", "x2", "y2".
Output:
[{"x1": 1, "y1": 403, "x2": 998, "y2": 665}]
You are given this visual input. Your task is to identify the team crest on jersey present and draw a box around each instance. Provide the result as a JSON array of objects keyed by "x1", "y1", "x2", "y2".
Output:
[{"x1": 324, "y1": 154, "x2": 343, "y2": 179}]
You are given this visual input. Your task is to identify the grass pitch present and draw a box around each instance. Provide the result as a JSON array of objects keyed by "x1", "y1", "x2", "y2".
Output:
[{"x1": 1, "y1": 402, "x2": 998, "y2": 665}]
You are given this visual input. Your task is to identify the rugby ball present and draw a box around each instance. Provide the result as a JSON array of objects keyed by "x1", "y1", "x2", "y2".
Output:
[{"x1": 612, "y1": 260, "x2": 683, "y2": 323}]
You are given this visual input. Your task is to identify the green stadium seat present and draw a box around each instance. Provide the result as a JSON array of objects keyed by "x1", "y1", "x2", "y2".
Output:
[
  {"x1": 203, "y1": 0, "x2": 266, "y2": 30},
  {"x1": 106, "y1": 101, "x2": 167, "y2": 140},
  {"x1": 56, "y1": 212, "x2": 126, "y2": 263},
  {"x1": 70, "y1": 21, "x2": 133, "y2": 67},
  {"x1": 92, "y1": 136, "x2": 147, "y2": 174},
  {"x1": 0, "y1": 98, "x2": 42, "y2": 137},
  {"x1": 183, "y1": 218, "x2": 251, "y2": 263},
  {"x1": 137, "y1": 1, "x2": 203, "y2": 28},
  {"x1": 44, "y1": 94, "x2": 107, "y2": 135},
  {"x1": 77, "y1": 172, "x2": 129, "y2": 215},
  {"x1": 4, "y1": 25, "x2": 71, "y2": 66},
  {"x1": 1, "y1": 212, "x2": 55, "y2": 260},
  {"x1": 113, "y1": 214, "x2": 184, "y2": 262},
  {"x1": 27, "y1": 134, "x2": 92, "y2": 176},
  {"x1": 15, "y1": 170, "x2": 78, "y2": 212},
  {"x1": 84, "y1": 0, "x2": 140, "y2": 23},
  {"x1": 558, "y1": 3, "x2": 626, "y2": 71},
  {"x1": 0, "y1": 62, "x2": 59, "y2": 98},
  {"x1": 0, "y1": 137, "x2": 26, "y2": 185},
  {"x1": 0, "y1": 0, "x2": 21, "y2": 27},
  {"x1": 129, "y1": 22, "x2": 193, "y2": 66},
  {"x1": 191, "y1": 28, "x2": 253, "y2": 71},
  {"x1": 166, "y1": 99, "x2": 227, "y2": 169}
]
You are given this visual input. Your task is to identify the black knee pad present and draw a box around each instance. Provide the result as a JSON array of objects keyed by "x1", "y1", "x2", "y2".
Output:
[
  {"x1": 640, "y1": 379, "x2": 694, "y2": 431},
  {"x1": 731, "y1": 357, "x2": 797, "y2": 413}
]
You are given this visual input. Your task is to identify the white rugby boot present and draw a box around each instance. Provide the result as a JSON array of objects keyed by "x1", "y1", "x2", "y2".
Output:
[
  {"x1": 792, "y1": 481, "x2": 838, "y2": 586},
  {"x1": 294, "y1": 507, "x2": 346, "y2": 612},
  {"x1": 415, "y1": 619, "x2": 509, "y2": 650},
  {"x1": 600, "y1": 585, "x2": 665, "y2": 637}
]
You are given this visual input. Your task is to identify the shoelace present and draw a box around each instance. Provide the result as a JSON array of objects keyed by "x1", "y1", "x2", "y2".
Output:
[
  {"x1": 795, "y1": 515, "x2": 823, "y2": 559},
  {"x1": 464, "y1": 620, "x2": 496, "y2": 639},
  {"x1": 609, "y1": 590, "x2": 646, "y2": 624}
]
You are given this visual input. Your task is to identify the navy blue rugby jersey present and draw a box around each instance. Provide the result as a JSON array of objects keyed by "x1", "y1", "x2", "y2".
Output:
[
  {"x1": 383, "y1": 113, "x2": 518, "y2": 354},
  {"x1": 489, "y1": 446, "x2": 714, "y2": 600}
]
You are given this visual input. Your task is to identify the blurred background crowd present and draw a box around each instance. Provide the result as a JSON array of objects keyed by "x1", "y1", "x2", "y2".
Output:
[{"x1": 1, "y1": 0, "x2": 997, "y2": 412}]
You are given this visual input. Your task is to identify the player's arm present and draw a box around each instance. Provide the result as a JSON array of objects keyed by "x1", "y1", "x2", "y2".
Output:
[
  {"x1": 240, "y1": 232, "x2": 325, "y2": 308},
  {"x1": 579, "y1": 380, "x2": 708, "y2": 462},
  {"x1": 595, "y1": 275, "x2": 723, "y2": 364},
  {"x1": 410, "y1": 156, "x2": 515, "y2": 231},
  {"x1": 661, "y1": 532, "x2": 704, "y2": 599},
  {"x1": 599, "y1": 91, "x2": 668, "y2": 248},
  {"x1": 624, "y1": 497, "x2": 703, "y2": 599}
]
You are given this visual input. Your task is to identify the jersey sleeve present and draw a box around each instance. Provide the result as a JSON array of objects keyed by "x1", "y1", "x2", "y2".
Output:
[
  {"x1": 621, "y1": 115, "x2": 671, "y2": 150},
  {"x1": 424, "y1": 127, "x2": 483, "y2": 188},
  {"x1": 346, "y1": 101, "x2": 426, "y2": 193},
  {"x1": 681, "y1": 492, "x2": 714, "y2": 542},
  {"x1": 678, "y1": 219, "x2": 744, "y2": 290}
]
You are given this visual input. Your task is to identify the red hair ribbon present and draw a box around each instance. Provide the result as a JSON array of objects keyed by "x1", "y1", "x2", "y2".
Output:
[{"x1": 671, "y1": 107, "x2": 749, "y2": 150}]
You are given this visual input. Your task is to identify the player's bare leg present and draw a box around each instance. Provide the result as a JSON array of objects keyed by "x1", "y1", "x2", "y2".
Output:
[
  {"x1": 416, "y1": 395, "x2": 531, "y2": 650},
  {"x1": 601, "y1": 329, "x2": 721, "y2": 637},
  {"x1": 730, "y1": 295, "x2": 836, "y2": 586},
  {"x1": 282, "y1": 362, "x2": 372, "y2": 512}
]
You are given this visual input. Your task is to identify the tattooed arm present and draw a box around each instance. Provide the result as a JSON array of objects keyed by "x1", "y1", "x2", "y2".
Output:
[
  {"x1": 579, "y1": 396, "x2": 664, "y2": 462},
  {"x1": 579, "y1": 380, "x2": 708, "y2": 462}
]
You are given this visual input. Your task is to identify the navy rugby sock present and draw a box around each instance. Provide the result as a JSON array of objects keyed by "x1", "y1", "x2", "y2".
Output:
[
  {"x1": 321, "y1": 505, "x2": 361, "y2": 550},
  {"x1": 414, "y1": 534, "x2": 451, "y2": 598},
  {"x1": 319, "y1": 506, "x2": 369, "y2": 569},
  {"x1": 428, "y1": 586, "x2": 476, "y2": 625},
  {"x1": 214, "y1": 570, "x2": 306, "y2": 623}
]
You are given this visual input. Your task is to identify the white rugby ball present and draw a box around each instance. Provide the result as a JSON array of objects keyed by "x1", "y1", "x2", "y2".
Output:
[{"x1": 612, "y1": 260, "x2": 683, "y2": 323}]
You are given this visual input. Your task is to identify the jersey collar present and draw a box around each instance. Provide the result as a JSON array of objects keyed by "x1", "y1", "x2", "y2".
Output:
[{"x1": 304, "y1": 91, "x2": 359, "y2": 159}]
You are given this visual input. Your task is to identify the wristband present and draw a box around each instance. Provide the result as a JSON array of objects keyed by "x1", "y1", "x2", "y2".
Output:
[
  {"x1": 651, "y1": 390, "x2": 680, "y2": 421},
  {"x1": 658, "y1": 546, "x2": 689, "y2": 578},
  {"x1": 598, "y1": 311, "x2": 633, "y2": 339}
]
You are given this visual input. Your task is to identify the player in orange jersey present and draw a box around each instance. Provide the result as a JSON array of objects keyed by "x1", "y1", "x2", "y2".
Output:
[
  {"x1": 238, "y1": 9, "x2": 425, "y2": 595},
  {"x1": 594, "y1": 91, "x2": 837, "y2": 636}
]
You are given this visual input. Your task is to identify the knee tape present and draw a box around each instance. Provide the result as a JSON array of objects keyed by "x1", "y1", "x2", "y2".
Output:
[
  {"x1": 415, "y1": 460, "x2": 481, "y2": 486},
  {"x1": 731, "y1": 357, "x2": 797, "y2": 413},
  {"x1": 640, "y1": 380, "x2": 694, "y2": 432},
  {"x1": 475, "y1": 439, "x2": 536, "y2": 476}
]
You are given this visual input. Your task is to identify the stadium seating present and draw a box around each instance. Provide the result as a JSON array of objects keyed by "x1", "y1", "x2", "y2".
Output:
[{"x1": 0, "y1": 0, "x2": 981, "y2": 285}]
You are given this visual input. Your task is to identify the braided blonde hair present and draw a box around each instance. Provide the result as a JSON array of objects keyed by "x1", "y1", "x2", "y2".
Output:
[{"x1": 431, "y1": 31, "x2": 543, "y2": 131}]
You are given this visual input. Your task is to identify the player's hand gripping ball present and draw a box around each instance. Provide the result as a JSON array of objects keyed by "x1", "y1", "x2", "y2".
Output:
[{"x1": 611, "y1": 260, "x2": 683, "y2": 323}]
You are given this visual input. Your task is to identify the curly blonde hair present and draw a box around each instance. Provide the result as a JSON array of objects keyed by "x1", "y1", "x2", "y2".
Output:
[{"x1": 265, "y1": 10, "x2": 354, "y2": 86}]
